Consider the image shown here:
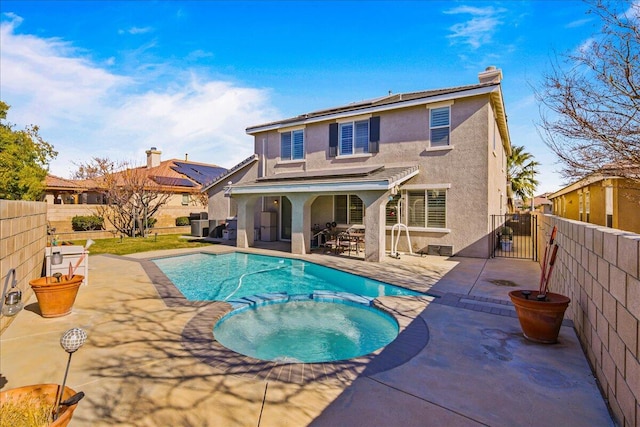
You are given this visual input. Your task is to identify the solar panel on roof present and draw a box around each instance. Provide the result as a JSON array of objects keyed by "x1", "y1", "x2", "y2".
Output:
[
  {"x1": 171, "y1": 162, "x2": 226, "y2": 184},
  {"x1": 152, "y1": 176, "x2": 197, "y2": 187}
]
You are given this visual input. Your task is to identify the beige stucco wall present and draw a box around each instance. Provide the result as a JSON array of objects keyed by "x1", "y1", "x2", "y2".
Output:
[
  {"x1": 248, "y1": 94, "x2": 507, "y2": 258},
  {"x1": 0, "y1": 200, "x2": 47, "y2": 333},
  {"x1": 537, "y1": 214, "x2": 639, "y2": 426},
  {"x1": 47, "y1": 201, "x2": 206, "y2": 232},
  {"x1": 206, "y1": 163, "x2": 260, "y2": 224}
]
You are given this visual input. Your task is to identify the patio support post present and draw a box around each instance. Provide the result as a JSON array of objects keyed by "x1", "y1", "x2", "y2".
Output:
[
  {"x1": 359, "y1": 191, "x2": 389, "y2": 262},
  {"x1": 287, "y1": 194, "x2": 316, "y2": 255},
  {"x1": 235, "y1": 196, "x2": 258, "y2": 248}
]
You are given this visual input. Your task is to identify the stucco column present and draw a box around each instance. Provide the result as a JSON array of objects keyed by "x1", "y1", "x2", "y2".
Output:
[
  {"x1": 234, "y1": 195, "x2": 257, "y2": 248},
  {"x1": 359, "y1": 191, "x2": 389, "y2": 262},
  {"x1": 287, "y1": 194, "x2": 316, "y2": 255}
]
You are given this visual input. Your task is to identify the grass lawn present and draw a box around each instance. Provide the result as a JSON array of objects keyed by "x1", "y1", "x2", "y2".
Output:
[{"x1": 70, "y1": 234, "x2": 215, "y2": 256}]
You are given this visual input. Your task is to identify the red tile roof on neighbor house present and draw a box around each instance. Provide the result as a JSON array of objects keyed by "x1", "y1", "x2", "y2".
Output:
[{"x1": 46, "y1": 158, "x2": 227, "y2": 193}]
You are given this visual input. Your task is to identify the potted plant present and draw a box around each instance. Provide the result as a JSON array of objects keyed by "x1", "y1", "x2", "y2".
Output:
[
  {"x1": 29, "y1": 273, "x2": 84, "y2": 318},
  {"x1": 0, "y1": 328, "x2": 87, "y2": 427},
  {"x1": 508, "y1": 226, "x2": 570, "y2": 343},
  {"x1": 499, "y1": 226, "x2": 513, "y2": 251},
  {"x1": 0, "y1": 384, "x2": 81, "y2": 427}
]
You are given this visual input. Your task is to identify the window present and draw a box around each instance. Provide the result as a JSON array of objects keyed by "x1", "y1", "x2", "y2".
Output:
[
  {"x1": 430, "y1": 106, "x2": 450, "y2": 147},
  {"x1": 339, "y1": 120, "x2": 369, "y2": 155},
  {"x1": 578, "y1": 193, "x2": 583, "y2": 221},
  {"x1": 407, "y1": 189, "x2": 447, "y2": 228},
  {"x1": 585, "y1": 191, "x2": 590, "y2": 223},
  {"x1": 334, "y1": 195, "x2": 363, "y2": 225},
  {"x1": 605, "y1": 186, "x2": 613, "y2": 227},
  {"x1": 182, "y1": 193, "x2": 189, "y2": 206},
  {"x1": 281, "y1": 129, "x2": 304, "y2": 160}
]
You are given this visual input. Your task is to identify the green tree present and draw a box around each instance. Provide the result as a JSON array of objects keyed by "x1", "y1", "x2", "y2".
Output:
[
  {"x1": 0, "y1": 101, "x2": 57, "y2": 200},
  {"x1": 507, "y1": 145, "x2": 539, "y2": 211}
]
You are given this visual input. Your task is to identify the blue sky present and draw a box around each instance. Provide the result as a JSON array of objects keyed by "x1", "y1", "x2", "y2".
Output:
[{"x1": 0, "y1": 1, "x2": 612, "y2": 193}]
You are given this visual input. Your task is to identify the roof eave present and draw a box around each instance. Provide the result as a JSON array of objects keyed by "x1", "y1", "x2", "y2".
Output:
[
  {"x1": 227, "y1": 167, "x2": 419, "y2": 196},
  {"x1": 246, "y1": 85, "x2": 499, "y2": 135}
]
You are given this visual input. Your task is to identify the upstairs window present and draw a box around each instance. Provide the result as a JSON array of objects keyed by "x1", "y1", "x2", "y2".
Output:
[
  {"x1": 340, "y1": 120, "x2": 369, "y2": 155},
  {"x1": 281, "y1": 129, "x2": 304, "y2": 160},
  {"x1": 430, "y1": 106, "x2": 450, "y2": 147}
]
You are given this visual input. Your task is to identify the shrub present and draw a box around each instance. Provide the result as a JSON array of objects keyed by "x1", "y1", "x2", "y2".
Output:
[
  {"x1": 175, "y1": 216, "x2": 190, "y2": 226},
  {"x1": 144, "y1": 217, "x2": 157, "y2": 229},
  {"x1": 71, "y1": 215, "x2": 104, "y2": 231}
]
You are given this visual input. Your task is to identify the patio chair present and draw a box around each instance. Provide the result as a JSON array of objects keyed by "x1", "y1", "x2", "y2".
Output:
[{"x1": 337, "y1": 231, "x2": 359, "y2": 256}]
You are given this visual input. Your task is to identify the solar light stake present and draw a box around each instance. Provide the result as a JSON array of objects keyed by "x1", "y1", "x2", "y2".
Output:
[{"x1": 54, "y1": 328, "x2": 87, "y2": 421}]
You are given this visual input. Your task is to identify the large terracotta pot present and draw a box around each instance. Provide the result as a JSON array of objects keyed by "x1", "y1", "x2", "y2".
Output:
[
  {"x1": 29, "y1": 275, "x2": 84, "y2": 318},
  {"x1": 509, "y1": 290, "x2": 570, "y2": 344},
  {"x1": 0, "y1": 384, "x2": 79, "y2": 427}
]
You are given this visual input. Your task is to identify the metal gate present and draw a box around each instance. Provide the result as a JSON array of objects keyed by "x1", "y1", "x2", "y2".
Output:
[{"x1": 491, "y1": 213, "x2": 537, "y2": 260}]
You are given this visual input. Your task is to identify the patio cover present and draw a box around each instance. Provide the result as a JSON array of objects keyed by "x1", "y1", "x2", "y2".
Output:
[
  {"x1": 225, "y1": 165, "x2": 419, "y2": 195},
  {"x1": 226, "y1": 164, "x2": 419, "y2": 262}
]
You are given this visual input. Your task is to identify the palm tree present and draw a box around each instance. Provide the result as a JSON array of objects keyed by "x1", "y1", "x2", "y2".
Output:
[{"x1": 507, "y1": 145, "x2": 540, "y2": 212}]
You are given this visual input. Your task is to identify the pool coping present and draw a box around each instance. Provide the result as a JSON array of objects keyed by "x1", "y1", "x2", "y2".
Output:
[{"x1": 136, "y1": 252, "x2": 433, "y2": 384}]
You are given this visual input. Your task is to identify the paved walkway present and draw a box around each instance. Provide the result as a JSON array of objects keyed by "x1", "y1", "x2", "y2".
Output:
[{"x1": 0, "y1": 245, "x2": 614, "y2": 426}]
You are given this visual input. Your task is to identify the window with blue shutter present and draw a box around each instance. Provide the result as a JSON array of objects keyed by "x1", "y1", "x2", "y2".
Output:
[
  {"x1": 339, "y1": 120, "x2": 369, "y2": 155},
  {"x1": 280, "y1": 129, "x2": 304, "y2": 160},
  {"x1": 339, "y1": 123, "x2": 354, "y2": 155},
  {"x1": 430, "y1": 107, "x2": 450, "y2": 147},
  {"x1": 354, "y1": 121, "x2": 369, "y2": 153}
]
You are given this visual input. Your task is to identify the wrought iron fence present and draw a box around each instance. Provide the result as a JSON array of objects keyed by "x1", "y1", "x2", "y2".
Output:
[{"x1": 491, "y1": 213, "x2": 537, "y2": 260}]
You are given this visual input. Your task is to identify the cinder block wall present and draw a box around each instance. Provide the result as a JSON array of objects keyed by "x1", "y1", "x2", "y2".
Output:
[
  {"x1": 538, "y1": 214, "x2": 639, "y2": 427},
  {"x1": 0, "y1": 200, "x2": 47, "y2": 333}
]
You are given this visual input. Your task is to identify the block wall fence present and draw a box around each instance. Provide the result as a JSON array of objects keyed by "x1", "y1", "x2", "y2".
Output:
[
  {"x1": 0, "y1": 200, "x2": 47, "y2": 333},
  {"x1": 537, "y1": 214, "x2": 639, "y2": 427}
]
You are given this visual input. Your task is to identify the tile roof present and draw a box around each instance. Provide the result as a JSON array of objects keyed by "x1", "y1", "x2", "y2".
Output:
[{"x1": 46, "y1": 158, "x2": 226, "y2": 193}]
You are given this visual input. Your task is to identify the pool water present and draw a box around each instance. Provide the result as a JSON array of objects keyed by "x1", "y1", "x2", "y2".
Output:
[
  {"x1": 152, "y1": 252, "x2": 420, "y2": 301},
  {"x1": 213, "y1": 298, "x2": 399, "y2": 363}
]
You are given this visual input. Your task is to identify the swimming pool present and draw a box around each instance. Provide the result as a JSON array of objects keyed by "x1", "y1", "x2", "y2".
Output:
[{"x1": 152, "y1": 252, "x2": 420, "y2": 301}]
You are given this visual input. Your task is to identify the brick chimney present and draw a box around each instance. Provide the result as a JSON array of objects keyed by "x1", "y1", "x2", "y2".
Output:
[
  {"x1": 146, "y1": 147, "x2": 161, "y2": 168},
  {"x1": 478, "y1": 66, "x2": 502, "y2": 84}
]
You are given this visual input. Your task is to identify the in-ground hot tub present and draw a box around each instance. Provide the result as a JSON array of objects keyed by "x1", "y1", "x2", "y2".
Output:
[{"x1": 213, "y1": 292, "x2": 399, "y2": 363}]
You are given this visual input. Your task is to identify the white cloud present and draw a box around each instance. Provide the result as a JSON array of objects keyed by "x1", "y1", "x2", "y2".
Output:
[
  {"x1": 0, "y1": 15, "x2": 279, "y2": 177},
  {"x1": 118, "y1": 26, "x2": 153, "y2": 35},
  {"x1": 565, "y1": 18, "x2": 591, "y2": 28},
  {"x1": 444, "y1": 5, "x2": 506, "y2": 49}
]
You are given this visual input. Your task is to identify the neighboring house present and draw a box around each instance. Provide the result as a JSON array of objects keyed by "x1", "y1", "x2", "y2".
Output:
[
  {"x1": 549, "y1": 174, "x2": 640, "y2": 234},
  {"x1": 204, "y1": 67, "x2": 511, "y2": 261},
  {"x1": 533, "y1": 193, "x2": 553, "y2": 214},
  {"x1": 45, "y1": 148, "x2": 227, "y2": 232}
]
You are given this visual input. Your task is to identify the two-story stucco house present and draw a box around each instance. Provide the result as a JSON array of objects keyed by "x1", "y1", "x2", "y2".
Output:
[{"x1": 204, "y1": 66, "x2": 511, "y2": 261}]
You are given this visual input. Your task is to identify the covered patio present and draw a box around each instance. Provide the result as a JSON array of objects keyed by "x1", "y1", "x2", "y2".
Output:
[{"x1": 226, "y1": 165, "x2": 419, "y2": 262}]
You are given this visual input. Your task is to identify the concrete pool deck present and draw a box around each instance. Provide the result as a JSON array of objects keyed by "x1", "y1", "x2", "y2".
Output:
[{"x1": 0, "y1": 245, "x2": 614, "y2": 426}]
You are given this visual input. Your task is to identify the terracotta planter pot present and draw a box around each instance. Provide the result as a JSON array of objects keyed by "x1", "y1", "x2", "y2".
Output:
[
  {"x1": 509, "y1": 290, "x2": 570, "y2": 344},
  {"x1": 0, "y1": 384, "x2": 79, "y2": 427},
  {"x1": 29, "y1": 276, "x2": 84, "y2": 318}
]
